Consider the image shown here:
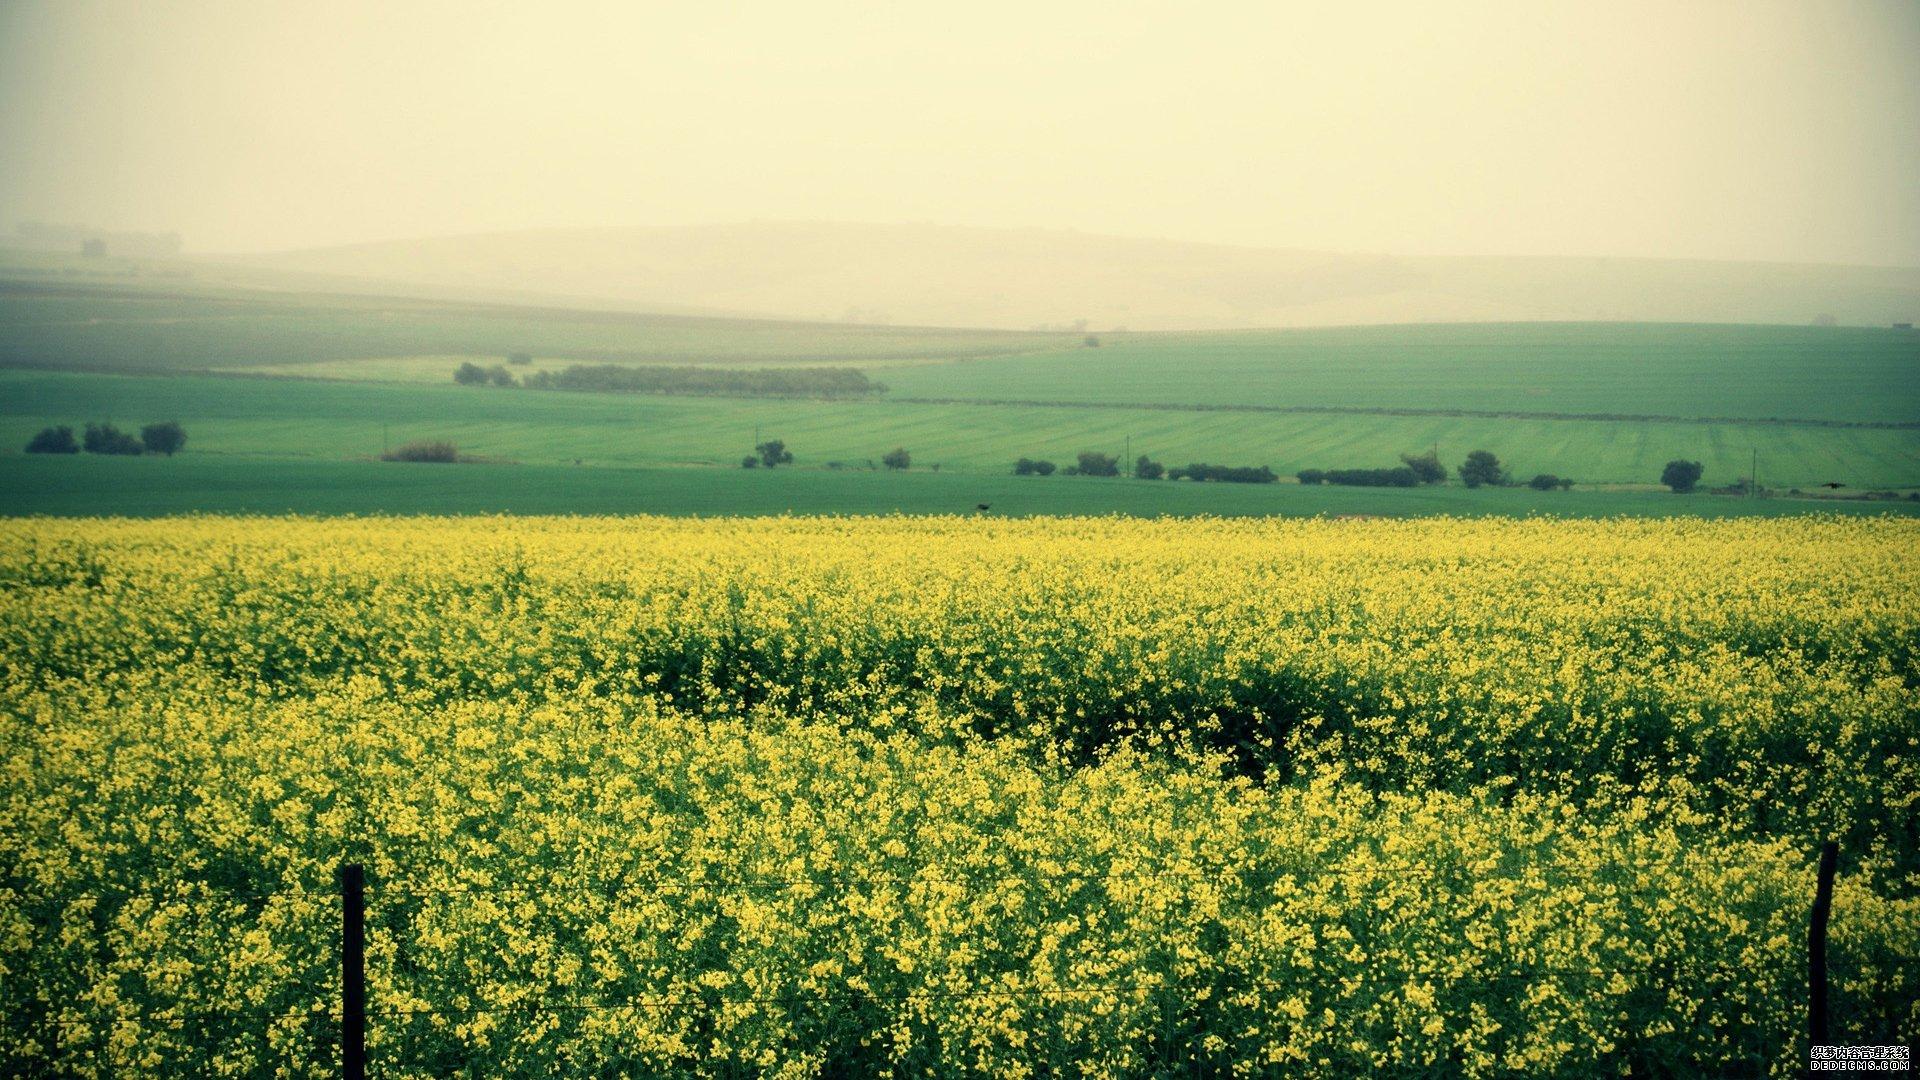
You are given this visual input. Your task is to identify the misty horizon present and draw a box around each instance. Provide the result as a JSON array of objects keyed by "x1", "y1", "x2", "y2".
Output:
[{"x1": 3, "y1": 0, "x2": 1917, "y2": 267}]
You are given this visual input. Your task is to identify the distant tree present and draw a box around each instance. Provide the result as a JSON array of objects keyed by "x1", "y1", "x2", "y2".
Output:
[
  {"x1": 1014, "y1": 458, "x2": 1057, "y2": 476},
  {"x1": 1557, "y1": 477, "x2": 1574, "y2": 490},
  {"x1": 1527, "y1": 473, "x2": 1564, "y2": 491},
  {"x1": 486, "y1": 365, "x2": 516, "y2": 388},
  {"x1": 454, "y1": 362, "x2": 489, "y2": 386},
  {"x1": 82, "y1": 423, "x2": 143, "y2": 456},
  {"x1": 741, "y1": 455, "x2": 759, "y2": 469},
  {"x1": 882, "y1": 447, "x2": 911, "y2": 471},
  {"x1": 25, "y1": 426, "x2": 80, "y2": 454},
  {"x1": 755, "y1": 440, "x2": 794, "y2": 468},
  {"x1": 380, "y1": 440, "x2": 459, "y2": 463},
  {"x1": 139, "y1": 421, "x2": 187, "y2": 456},
  {"x1": 1135, "y1": 455, "x2": 1165, "y2": 480},
  {"x1": 1661, "y1": 459, "x2": 1704, "y2": 493},
  {"x1": 1083, "y1": 335, "x2": 1101, "y2": 348},
  {"x1": 507, "y1": 351, "x2": 534, "y2": 365},
  {"x1": 1296, "y1": 469, "x2": 1326, "y2": 485},
  {"x1": 1458, "y1": 450, "x2": 1507, "y2": 489},
  {"x1": 1075, "y1": 451, "x2": 1120, "y2": 477},
  {"x1": 1399, "y1": 450, "x2": 1447, "y2": 485}
]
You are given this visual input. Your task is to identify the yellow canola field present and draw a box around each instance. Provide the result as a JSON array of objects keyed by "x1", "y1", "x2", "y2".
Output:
[{"x1": 2, "y1": 514, "x2": 1916, "y2": 1077}]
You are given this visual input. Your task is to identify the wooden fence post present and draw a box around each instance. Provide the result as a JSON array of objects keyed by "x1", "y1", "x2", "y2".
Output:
[
  {"x1": 1807, "y1": 841, "x2": 1837, "y2": 1057},
  {"x1": 342, "y1": 862, "x2": 366, "y2": 1080}
]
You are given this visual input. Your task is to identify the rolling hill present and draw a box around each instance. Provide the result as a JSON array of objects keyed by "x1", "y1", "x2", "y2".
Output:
[{"x1": 233, "y1": 221, "x2": 1920, "y2": 331}]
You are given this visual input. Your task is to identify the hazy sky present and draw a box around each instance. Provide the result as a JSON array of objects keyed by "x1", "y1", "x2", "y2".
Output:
[{"x1": 2, "y1": 0, "x2": 1916, "y2": 263}]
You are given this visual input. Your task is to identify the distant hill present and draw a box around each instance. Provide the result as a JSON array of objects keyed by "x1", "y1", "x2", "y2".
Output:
[{"x1": 239, "y1": 221, "x2": 1920, "y2": 331}]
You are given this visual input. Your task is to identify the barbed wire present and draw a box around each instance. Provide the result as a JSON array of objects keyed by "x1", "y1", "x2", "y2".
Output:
[
  {"x1": 0, "y1": 847, "x2": 1807, "y2": 907},
  {"x1": 20, "y1": 962, "x2": 1767, "y2": 1031}
]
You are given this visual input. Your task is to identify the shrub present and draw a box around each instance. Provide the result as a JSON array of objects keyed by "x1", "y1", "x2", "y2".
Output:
[
  {"x1": 1135, "y1": 456, "x2": 1165, "y2": 480},
  {"x1": 25, "y1": 426, "x2": 79, "y2": 454},
  {"x1": 1528, "y1": 474, "x2": 1566, "y2": 491},
  {"x1": 82, "y1": 423, "x2": 143, "y2": 456},
  {"x1": 1459, "y1": 450, "x2": 1507, "y2": 489},
  {"x1": 140, "y1": 421, "x2": 187, "y2": 456},
  {"x1": 882, "y1": 447, "x2": 911, "y2": 471},
  {"x1": 381, "y1": 440, "x2": 460, "y2": 463},
  {"x1": 742, "y1": 456, "x2": 759, "y2": 469},
  {"x1": 755, "y1": 440, "x2": 794, "y2": 468},
  {"x1": 1400, "y1": 450, "x2": 1447, "y2": 485},
  {"x1": 1296, "y1": 469, "x2": 1326, "y2": 486},
  {"x1": 1661, "y1": 460, "x2": 1704, "y2": 493},
  {"x1": 1075, "y1": 451, "x2": 1121, "y2": 477},
  {"x1": 1014, "y1": 458, "x2": 1057, "y2": 476},
  {"x1": 456, "y1": 363, "x2": 516, "y2": 387}
]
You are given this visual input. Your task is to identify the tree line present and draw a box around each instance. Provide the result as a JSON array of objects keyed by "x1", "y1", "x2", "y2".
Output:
[
  {"x1": 25, "y1": 422, "x2": 185, "y2": 456},
  {"x1": 457, "y1": 362, "x2": 884, "y2": 398}
]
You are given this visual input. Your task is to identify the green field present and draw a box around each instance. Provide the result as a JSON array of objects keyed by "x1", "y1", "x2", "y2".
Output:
[
  {"x1": 4, "y1": 369, "x2": 1916, "y2": 490},
  {"x1": 878, "y1": 322, "x2": 1920, "y2": 422},
  {"x1": 7, "y1": 368, "x2": 1912, "y2": 488},
  {"x1": 4, "y1": 454, "x2": 1913, "y2": 518},
  {"x1": 3, "y1": 274, "x2": 1917, "y2": 513}
]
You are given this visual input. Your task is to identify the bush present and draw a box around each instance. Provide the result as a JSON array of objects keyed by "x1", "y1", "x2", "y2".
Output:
[
  {"x1": 140, "y1": 421, "x2": 187, "y2": 456},
  {"x1": 1075, "y1": 451, "x2": 1121, "y2": 477},
  {"x1": 456, "y1": 363, "x2": 516, "y2": 387},
  {"x1": 755, "y1": 440, "x2": 794, "y2": 468},
  {"x1": 1400, "y1": 450, "x2": 1447, "y2": 485},
  {"x1": 82, "y1": 423, "x2": 143, "y2": 456},
  {"x1": 1528, "y1": 473, "x2": 1568, "y2": 491},
  {"x1": 741, "y1": 456, "x2": 759, "y2": 469},
  {"x1": 1168, "y1": 463, "x2": 1279, "y2": 484},
  {"x1": 381, "y1": 440, "x2": 460, "y2": 463},
  {"x1": 1459, "y1": 450, "x2": 1507, "y2": 489},
  {"x1": 882, "y1": 447, "x2": 911, "y2": 471},
  {"x1": 1296, "y1": 469, "x2": 1326, "y2": 486},
  {"x1": 1661, "y1": 460, "x2": 1704, "y2": 493},
  {"x1": 25, "y1": 426, "x2": 79, "y2": 454},
  {"x1": 1135, "y1": 456, "x2": 1165, "y2": 480},
  {"x1": 1014, "y1": 458, "x2": 1057, "y2": 476},
  {"x1": 1083, "y1": 335, "x2": 1101, "y2": 348}
]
